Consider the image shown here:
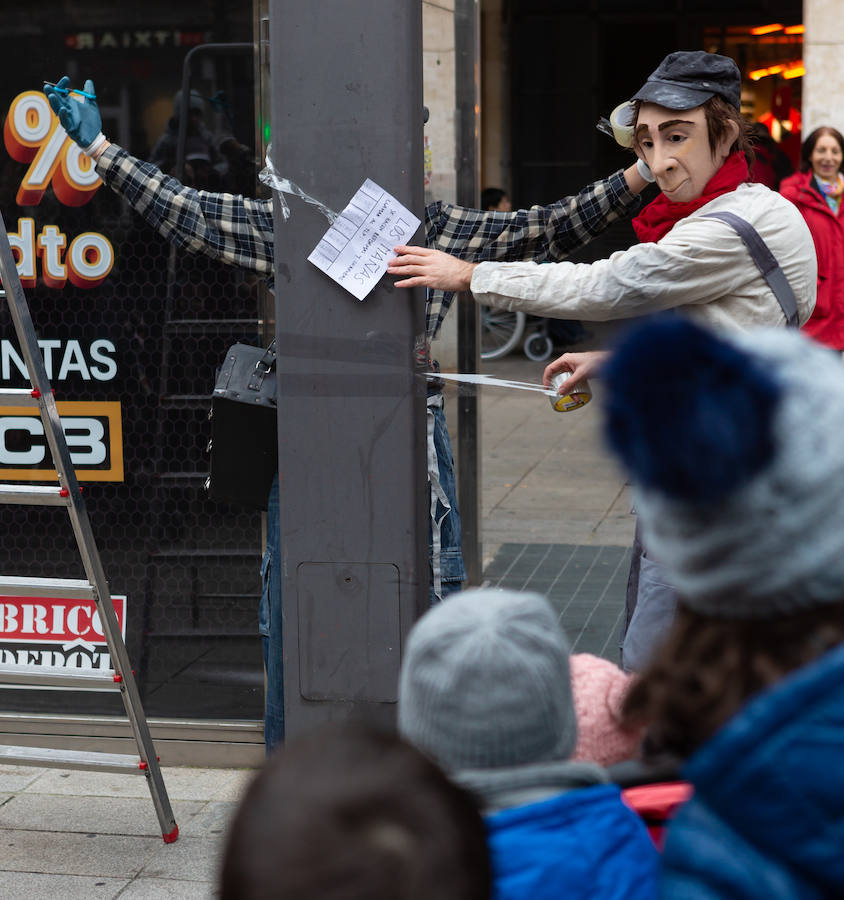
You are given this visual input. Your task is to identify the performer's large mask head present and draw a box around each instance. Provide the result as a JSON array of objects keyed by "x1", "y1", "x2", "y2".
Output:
[
  {"x1": 631, "y1": 51, "x2": 744, "y2": 203},
  {"x1": 634, "y1": 103, "x2": 737, "y2": 203}
]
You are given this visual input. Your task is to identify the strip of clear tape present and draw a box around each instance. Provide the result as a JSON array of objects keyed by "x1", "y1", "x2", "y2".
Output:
[
  {"x1": 427, "y1": 371, "x2": 557, "y2": 397},
  {"x1": 258, "y1": 144, "x2": 339, "y2": 224}
]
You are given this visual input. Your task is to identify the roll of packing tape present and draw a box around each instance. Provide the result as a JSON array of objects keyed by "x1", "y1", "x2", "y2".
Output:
[
  {"x1": 549, "y1": 371, "x2": 592, "y2": 412},
  {"x1": 609, "y1": 101, "x2": 635, "y2": 148}
]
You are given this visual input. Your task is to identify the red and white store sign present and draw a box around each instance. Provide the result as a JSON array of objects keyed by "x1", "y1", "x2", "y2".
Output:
[{"x1": 0, "y1": 594, "x2": 126, "y2": 670}]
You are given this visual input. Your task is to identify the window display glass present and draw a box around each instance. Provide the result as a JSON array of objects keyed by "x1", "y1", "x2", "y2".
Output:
[{"x1": 0, "y1": 2, "x2": 265, "y2": 722}]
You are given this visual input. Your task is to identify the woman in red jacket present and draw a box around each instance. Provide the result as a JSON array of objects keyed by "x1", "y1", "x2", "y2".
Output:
[{"x1": 781, "y1": 126, "x2": 844, "y2": 349}]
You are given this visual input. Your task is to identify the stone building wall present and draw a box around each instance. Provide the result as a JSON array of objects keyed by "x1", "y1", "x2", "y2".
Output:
[
  {"x1": 423, "y1": 0, "x2": 458, "y2": 367},
  {"x1": 803, "y1": 0, "x2": 844, "y2": 136}
]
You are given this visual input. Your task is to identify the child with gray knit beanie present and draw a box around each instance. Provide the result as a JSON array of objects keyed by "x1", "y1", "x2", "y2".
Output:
[
  {"x1": 398, "y1": 588, "x2": 659, "y2": 900},
  {"x1": 603, "y1": 316, "x2": 844, "y2": 898}
]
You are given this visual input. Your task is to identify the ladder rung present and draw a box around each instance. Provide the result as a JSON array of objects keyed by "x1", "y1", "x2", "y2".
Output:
[
  {"x1": 0, "y1": 744, "x2": 146, "y2": 773},
  {"x1": 0, "y1": 664, "x2": 117, "y2": 691},
  {"x1": 0, "y1": 576, "x2": 94, "y2": 600},
  {"x1": 0, "y1": 484, "x2": 71, "y2": 506},
  {"x1": 0, "y1": 388, "x2": 38, "y2": 406}
]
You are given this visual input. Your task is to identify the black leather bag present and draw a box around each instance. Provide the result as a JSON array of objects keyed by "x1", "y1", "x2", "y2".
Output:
[{"x1": 206, "y1": 340, "x2": 277, "y2": 509}]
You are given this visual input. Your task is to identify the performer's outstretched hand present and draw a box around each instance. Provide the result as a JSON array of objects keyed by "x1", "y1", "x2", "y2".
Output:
[
  {"x1": 44, "y1": 76, "x2": 107, "y2": 158},
  {"x1": 388, "y1": 246, "x2": 477, "y2": 292}
]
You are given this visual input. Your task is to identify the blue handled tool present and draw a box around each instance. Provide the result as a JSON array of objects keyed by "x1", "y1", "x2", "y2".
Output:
[{"x1": 43, "y1": 81, "x2": 96, "y2": 100}]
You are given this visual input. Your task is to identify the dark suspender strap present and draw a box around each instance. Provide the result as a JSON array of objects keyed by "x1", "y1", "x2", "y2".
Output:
[{"x1": 701, "y1": 210, "x2": 799, "y2": 328}]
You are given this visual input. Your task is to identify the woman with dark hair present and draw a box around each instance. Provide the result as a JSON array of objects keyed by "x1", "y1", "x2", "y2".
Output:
[
  {"x1": 781, "y1": 126, "x2": 844, "y2": 350},
  {"x1": 603, "y1": 316, "x2": 844, "y2": 898}
]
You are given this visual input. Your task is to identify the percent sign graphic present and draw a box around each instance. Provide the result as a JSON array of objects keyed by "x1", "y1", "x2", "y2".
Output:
[{"x1": 3, "y1": 91, "x2": 102, "y2": 208}]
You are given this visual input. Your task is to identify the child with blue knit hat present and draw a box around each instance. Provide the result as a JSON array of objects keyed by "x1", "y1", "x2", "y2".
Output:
[
  {"x1": 603, "y1": 316, "x2": 844, "y2": 898},
  {"x1": 398, "y1": 587, "x2": 659, "y2": 900}
]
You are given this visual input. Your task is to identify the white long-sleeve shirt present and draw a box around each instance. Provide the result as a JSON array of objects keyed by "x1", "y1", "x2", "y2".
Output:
[{"x1": 470, "y1": 183, "x2": 817, "y2": 333}]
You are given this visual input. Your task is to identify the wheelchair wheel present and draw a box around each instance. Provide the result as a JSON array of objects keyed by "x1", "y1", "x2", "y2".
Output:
[
  {"x1": 480, "y1": 307, "x2": 526, "y2": 360},
  {"x1": 523, "y1": 331, "x2": 554, "y2": 362}
]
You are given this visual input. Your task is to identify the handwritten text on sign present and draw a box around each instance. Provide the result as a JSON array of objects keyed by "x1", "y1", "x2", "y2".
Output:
[{"x1": 308, "y1": 179, "x2": 420, "y2": 301}]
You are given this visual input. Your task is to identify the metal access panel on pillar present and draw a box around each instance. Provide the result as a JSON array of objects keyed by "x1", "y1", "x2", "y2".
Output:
[{"x1": 269, "y1": 1, "x2": 428, "y2": 735}]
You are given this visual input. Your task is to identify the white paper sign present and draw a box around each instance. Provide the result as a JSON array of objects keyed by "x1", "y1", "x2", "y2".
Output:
[{"x1": 307, "y1": 179, "x2": 421, "y2": 301}]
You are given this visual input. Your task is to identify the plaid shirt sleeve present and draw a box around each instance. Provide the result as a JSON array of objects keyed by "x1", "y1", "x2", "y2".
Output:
[
  {"x1": 96, "y1": 146, "x2": 639, "y2": 343},
  {"x1": 422, "y1": 170, "x2": 641, "y2": 339},
  {"x1": 96, "y1": 143, "x2": 275, "y2": 276}
]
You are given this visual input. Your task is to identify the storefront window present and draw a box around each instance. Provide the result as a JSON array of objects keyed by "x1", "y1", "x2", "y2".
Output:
[
  {"x1": 705, "y1": 21, "x2": 804, "y2": 184},
  {"x1": 0, "y1": 2, "x2": 265, "y2": 722}
]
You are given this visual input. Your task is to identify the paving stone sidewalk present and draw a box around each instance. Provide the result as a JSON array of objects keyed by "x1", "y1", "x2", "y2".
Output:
[
  {"x1": 471, "y1": 345, "x2": 636, "y2": 660},
  {"x1": 484, "y1": 542, "x2": 630, "y2": 662},
  {"x1": 0, "y1": 764, "x2": 251, "y2": 899}
]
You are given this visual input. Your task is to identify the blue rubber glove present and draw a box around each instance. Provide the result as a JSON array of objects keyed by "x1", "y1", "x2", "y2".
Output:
[{"x1": 43, "y1": 76, "x2": 106, "y2": 155}]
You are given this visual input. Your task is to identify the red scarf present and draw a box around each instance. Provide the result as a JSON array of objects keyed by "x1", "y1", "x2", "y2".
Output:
[{"x1": 632, "y1": 151, "x2": 750, "y2": 243}]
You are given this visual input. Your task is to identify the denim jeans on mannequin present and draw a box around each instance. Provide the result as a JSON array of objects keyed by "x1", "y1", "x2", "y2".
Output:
[
  {"x1": 259, "y1": 397, "x2": 466, "y2": 751},
  {"x1": 259, "y1": 474, "x2": 284, "y2": 753},
  {"x1": 427, "y1": 392, "x2": 466, "y2": 605}
]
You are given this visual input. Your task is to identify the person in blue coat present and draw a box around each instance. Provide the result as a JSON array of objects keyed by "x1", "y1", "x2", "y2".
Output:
[
  {"x1": 602, "y1": 316, "x2": 844, "y2": 899},
  {"x1": 398, "y1": 587, "x2": 659, "y2": 900}
]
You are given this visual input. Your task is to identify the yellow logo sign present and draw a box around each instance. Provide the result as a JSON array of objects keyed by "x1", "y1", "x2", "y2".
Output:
[{"x1": 0, "y1": 401, "x2": 123, "y2": 481}]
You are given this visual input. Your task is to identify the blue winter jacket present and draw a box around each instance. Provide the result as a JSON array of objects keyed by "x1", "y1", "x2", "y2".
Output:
[
  {"x1": 485, "y1": 783, "x2": 660, "y2": 900},
  {"x1": 661, "y1": 641, "x2": 844, "y2": 898}
]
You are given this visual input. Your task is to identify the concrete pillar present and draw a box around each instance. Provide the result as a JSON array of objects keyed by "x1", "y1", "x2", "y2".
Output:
[
  {"x1": 269, "y1": 0, "x2": 429, "y2": 736},
  {"x1": 802, "y1": 0, "x2": 844, "y2": 134}
]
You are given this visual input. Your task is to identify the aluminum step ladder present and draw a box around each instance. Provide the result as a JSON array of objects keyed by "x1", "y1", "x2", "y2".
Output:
[{"x1": 0, "y1": 211, "x2": 178, "y2": 843}]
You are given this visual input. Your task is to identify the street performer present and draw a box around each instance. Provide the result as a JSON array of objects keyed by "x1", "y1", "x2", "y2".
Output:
[{"x1": 388, "y1": 50, "x2": 818, "y2": 672}]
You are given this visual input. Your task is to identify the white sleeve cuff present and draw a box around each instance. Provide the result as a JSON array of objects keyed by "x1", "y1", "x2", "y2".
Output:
[{"x1": 83, "y1": 133, "x2": 107, "y2": 158}]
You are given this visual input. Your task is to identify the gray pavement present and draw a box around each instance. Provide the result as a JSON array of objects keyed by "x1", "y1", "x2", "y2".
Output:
[
  {"x1": 0, "y1": 763, "x2": 251, "y2": 898},
  {"x1": 466, "y1": 342, "x2": 635, "y2": 660},
  {"x1": 0, "y1": 341, "x2": 634, "y2": 899},
  {"x1": 474, "y1": 348, "x2": 634, "y2": 555}
]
